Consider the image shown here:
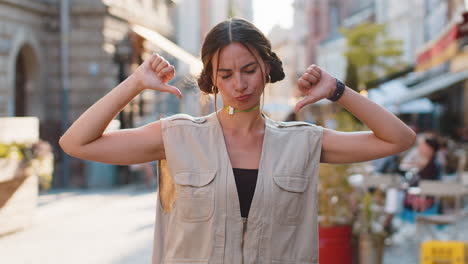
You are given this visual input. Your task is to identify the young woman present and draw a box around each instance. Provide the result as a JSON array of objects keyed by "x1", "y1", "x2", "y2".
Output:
[
  {"x1": 60, "y1": 18, "x2": 416, "y2": 264},
  {"x1": 401, "y1": 135, "x2": 440, "y2": 212}
]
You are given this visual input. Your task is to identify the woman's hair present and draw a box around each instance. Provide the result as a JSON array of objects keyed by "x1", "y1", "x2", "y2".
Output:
[
  {"x1": 197, "y1": 18, "x2": 285, "y2": 94},
  {"x1": 424, "y1": 137, "x2": 439, "y2": 152}
]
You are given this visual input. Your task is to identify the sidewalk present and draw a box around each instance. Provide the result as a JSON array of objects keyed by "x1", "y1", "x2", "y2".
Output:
[
  {"x1": 0, "y1": 185, "x2": 157, "y2": 264},
  {"x1": 2, "y1": 184, "x2": 466, "y2": 264}
]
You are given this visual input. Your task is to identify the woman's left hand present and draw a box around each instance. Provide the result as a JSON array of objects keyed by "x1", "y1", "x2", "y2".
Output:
[{"x1": 294, "y1": 65, "x2": 337, "y2": 113}]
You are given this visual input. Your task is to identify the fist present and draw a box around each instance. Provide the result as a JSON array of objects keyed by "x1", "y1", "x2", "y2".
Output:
[
  {"x1": 150, "y1": 54, "x2": 175, "y2": 84},
  {"x1": 294, "y1": 65, "x2": 336, "y2": 113},
  {"x1": 135, "y1": 53, "x2": 181, "y2": 99}
]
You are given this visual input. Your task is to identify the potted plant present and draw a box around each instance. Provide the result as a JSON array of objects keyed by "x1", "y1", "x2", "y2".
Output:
[
  {"x1": 0, "y1": 140, "x2": 54, "y2": 236},
  {"x1": 318, "y1": 162, "x2": 360, "y2": 264},
  {"x1": 317, "y1": 109, "x2": 369, "y2": 264},
  {"x1": 354, "y1": 186, "x2": 390, "y2": 264}
]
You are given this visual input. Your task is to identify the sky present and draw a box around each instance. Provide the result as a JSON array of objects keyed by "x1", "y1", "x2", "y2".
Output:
[{"x1": 253, "y1": 0, "x2": 294, "y2": 35}]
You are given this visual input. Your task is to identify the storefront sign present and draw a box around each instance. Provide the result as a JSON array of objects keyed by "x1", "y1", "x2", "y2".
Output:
[
  {"x1": 416, "y1": 24, "x2": 458, "y2": 72},
  {"x1": 416, "y1": 12, "x2": 468, "y2": 72}
]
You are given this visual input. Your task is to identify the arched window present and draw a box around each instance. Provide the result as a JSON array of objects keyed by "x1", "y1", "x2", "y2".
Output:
[{"x1": 14, "y1": 48, "x2": 27, "y2": 116}]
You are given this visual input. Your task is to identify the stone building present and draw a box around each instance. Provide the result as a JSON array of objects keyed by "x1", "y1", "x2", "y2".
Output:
[{"x1": 0, "y1": 0, "x2": 186, "y2": 187}]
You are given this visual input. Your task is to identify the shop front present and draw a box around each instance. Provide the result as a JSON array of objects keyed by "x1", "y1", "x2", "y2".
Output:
[{"x1": 371, "y1": 12, "x2": 468, "y2": 139}]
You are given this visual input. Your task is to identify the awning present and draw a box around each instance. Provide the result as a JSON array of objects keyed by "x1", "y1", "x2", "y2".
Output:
[
  {"x1": 368, "y1": 79, "x2": 435, "y2": 114},
  {"x1": 387, "y1": 98, "x2": 435, "y2": 114},
  {"x1": 368, "y1": 80, "x2": 410, "y2": 106},
  {"x1": 368, "y1": 69, "x2": 468, "y2": 113},
  {"x1": 132, "y1": 24, "x2": 203, "y2": 75},
  {"x1": 389, "y1": 70, "x2": 468, "y2": 105}
]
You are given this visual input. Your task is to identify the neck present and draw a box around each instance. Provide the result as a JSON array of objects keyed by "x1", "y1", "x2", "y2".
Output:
[{"x1": 217, "y1": 107, "x2": 264, "y2": 134}]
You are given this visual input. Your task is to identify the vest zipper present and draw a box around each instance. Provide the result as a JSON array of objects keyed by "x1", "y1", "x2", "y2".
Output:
[{"x1": 241, "y1": 217, "x2": 247, "y2": 263}]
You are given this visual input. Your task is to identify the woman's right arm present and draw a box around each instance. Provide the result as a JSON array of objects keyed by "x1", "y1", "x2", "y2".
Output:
[{"x1": 59, "y1": 54, "x2": 182, "y2": 165}]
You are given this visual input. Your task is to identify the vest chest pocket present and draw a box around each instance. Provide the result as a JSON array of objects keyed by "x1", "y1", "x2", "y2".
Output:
[
  {"x1": 173, "y1": 171, "x2": 216, "y2": 223},
  {"x1": 273, "y1": 174, "x2": 309, "y2": 225}
]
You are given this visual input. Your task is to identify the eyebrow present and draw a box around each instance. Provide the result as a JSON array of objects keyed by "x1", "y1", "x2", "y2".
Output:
[{"x1": 217, "y1": 62, "x2": 257, "y2": 73}]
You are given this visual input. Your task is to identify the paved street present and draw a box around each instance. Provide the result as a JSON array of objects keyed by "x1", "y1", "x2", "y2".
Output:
[
  {"x1": 0, "y1": 185, "x2": 157, "y2": 264},
  {"x1": 1, "y1": 185, "x2": 467, "y2": 264}
]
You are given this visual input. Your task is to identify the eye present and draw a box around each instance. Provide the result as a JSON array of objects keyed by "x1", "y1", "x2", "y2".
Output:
[
  {"x1": 221, "y1": 74, "x2": 232, "y2": 80},
  {"x1": 245, "y1": 67, "x2": 257, "y2": 74}
]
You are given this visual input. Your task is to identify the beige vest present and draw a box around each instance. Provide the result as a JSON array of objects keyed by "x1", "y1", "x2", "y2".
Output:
[{"x1": 152, "y1": 112, "x2": 323, "y2": 264}]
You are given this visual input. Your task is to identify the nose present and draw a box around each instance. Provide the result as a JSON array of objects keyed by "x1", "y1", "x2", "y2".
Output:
[{"x1": 234, "y1": 73, "x2": 248, "y2": 93}]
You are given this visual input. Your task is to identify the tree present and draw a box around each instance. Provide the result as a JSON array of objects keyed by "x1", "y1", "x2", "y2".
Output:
[
  {"x1": 341, "y1": 22, "x2": 405, "y2": 91},
  {"x1": 344, "y1": 61, "x2": 359, "y2": 92}
]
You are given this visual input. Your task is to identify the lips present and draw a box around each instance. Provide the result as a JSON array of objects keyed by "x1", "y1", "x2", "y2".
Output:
[{"x1": 236, "y1": 94, "x2": 251, "y2": 101}]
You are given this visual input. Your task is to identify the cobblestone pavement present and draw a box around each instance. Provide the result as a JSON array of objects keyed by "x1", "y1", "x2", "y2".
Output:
[
  {"x1": 0, "y1": 185, "x2": 157, "y2": 264},
  {"x1": 383, "y1": 213, "x2": 468, "y2": 264}
]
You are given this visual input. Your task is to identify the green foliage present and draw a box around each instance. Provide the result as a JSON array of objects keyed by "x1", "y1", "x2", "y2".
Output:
[
  {"x1": 354, "y1": 189, "x2": 390, "y2": 238},
  {"x1": 341, "y1": 22, "x2": 405, "y2": 90},
  {"x1": 344, "y1": 62, "x2": 359, "y2": 92},
  {"x1": 0, "y1": 144, "x2": 7, "y2": 157},
  {"x1": 318, "y1": 109, "x2": 368, "y2": 227},
  {"x1": 0, "y1": 143, "x2": 25, "y2": 159},
  {"x1": 318, "y1": 163, "x2": 357, "y2": 227},
  {"x1": 228, "y1": 0, "x2": 236, "y2": 18},
  {"x1": 318, "y1": 104, "x2": 372, "y2": 227},
  {"x1": 0, "y1": 141, "x2": 54, "y2": 191}
]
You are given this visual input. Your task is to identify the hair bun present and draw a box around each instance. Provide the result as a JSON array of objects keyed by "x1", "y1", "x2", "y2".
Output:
[
  {"x1": 268, "y1": 52, "x2": 285, "y2": 83},
  {"x1": 197, "y1": 70, "x2": 214, "y2": 94}
]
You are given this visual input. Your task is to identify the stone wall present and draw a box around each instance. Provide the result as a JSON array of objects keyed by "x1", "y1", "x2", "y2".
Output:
[{"x1": 0, "y1": 0, "x2": 55, "y2": 118}]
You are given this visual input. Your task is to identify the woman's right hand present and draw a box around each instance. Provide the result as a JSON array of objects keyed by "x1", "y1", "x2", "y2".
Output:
[{"x1": 134, "y1": 53, "x2": 182, "y2": 99}]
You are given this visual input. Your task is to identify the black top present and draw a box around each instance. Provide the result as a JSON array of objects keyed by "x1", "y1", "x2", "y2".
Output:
[
  {"x1": 419, "y1": 156, "x2": 440, "y2": 181},
  {"x1": 232, "y1": 168, "x2": 258, "y2": 218}
]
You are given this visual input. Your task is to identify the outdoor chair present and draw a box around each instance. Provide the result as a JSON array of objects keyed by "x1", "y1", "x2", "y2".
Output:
[{"x1": 415, "y1": 180, "x2": 468, "y2": 240}]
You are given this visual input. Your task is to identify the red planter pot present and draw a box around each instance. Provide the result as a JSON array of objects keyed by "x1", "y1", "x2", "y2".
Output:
[{"x1": 319, "y1": 225, "x2": 353, "y2": 264}]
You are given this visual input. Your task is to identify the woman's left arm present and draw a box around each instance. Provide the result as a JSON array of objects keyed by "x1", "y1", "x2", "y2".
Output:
[{"x1": 295, "y1": 65, "x2": 416, "y2": 164}]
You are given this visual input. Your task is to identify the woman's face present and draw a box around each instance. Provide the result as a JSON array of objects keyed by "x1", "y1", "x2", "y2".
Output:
[
  {"x1": 418, "y1": 139, "x2": 435, "y2": 157},
  {"x1": 211, "y1": 42, "x2": 269, "y2": 110}
]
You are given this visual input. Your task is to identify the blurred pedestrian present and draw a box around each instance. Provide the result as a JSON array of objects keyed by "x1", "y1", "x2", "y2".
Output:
[
  {"x1": 401, "y1": 135, "x2": 441, "y2": 212},
  {"x1": 59, "y1": 18, "x2": 416, "y2": 264},
  {"x1": 400, "y1": 135, "x2": 441, "y2": 184}
]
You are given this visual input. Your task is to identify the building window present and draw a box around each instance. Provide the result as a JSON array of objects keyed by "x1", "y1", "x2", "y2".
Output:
[{"x1": 329, "y1": 4, "x2": 339, "y2": 36}]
